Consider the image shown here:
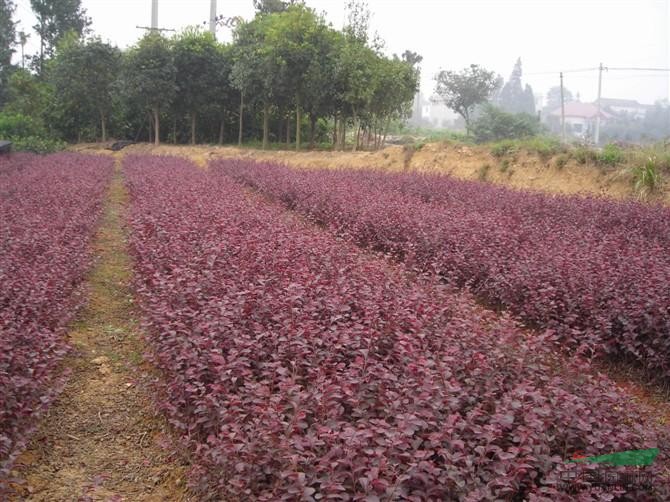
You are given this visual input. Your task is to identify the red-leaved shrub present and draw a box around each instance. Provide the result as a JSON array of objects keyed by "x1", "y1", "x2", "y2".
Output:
[
  {"x1": 0, "y1": 153, "x2": 113, "y2": 482},
  {"x1": 126, "y1": 155, "x2": 668, "y2": 500},
  {"x1": 219, "y1": 161, "x2": 670, "y2": 383}
]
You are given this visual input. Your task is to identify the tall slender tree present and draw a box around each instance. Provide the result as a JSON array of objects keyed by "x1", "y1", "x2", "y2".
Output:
[
  {"x1": 123, "y1": 33, "x2": 176, "y2": 145},
  {"x1": 30, "y1": 0, "x2": 90, "y2": 74},
  {"x1": 0, "y1": 0, "x2": 16, "y2": 106},
  {"x1": 173, "y1": 28, "x2": 222, "y2": 145},
  {"x1": 264, "y1": 5, "x2": 329, "y2": 150},
  {"x1": 434, "y1": 64, "x2": 498, "y2": 135},
  {"x1": 498, "y1": 58, "x2": 535, "y2": 115}
]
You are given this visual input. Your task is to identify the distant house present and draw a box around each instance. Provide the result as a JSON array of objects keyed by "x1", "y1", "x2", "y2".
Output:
[
  {"x1": 597, "y1": 98, "x2": 650, "y2": 119},
  {"x1": 548, "y1": 102, "x2": 613, "y2": 139}
]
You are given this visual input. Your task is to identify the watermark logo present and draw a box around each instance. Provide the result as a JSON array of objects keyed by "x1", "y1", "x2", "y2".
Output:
[
  {"x1": 559, "y1": 448, "x2": 659, "y2": 494},
  {"x1": 568, "y1": 447, "x2": 659, "y2": 467}
]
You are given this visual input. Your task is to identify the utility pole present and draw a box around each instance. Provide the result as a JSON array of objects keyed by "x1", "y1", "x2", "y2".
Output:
[
  {"x1": 209, "y1": 0, "x2": 217, "y2": 36},
  {"x1": 594, "y1": 62, "x2": 604, "y2": 145},
  {"x1": 138, "y1": 1, "x2": 175, "y2": 35},
  {"x1": 560, "y1": 72, "x2": 566, "y2": 143},
  {"x1": 18, "y1": 31, "x2": 28, "y2": 69},
  {"x1": 151, "y1": 0, "x2": 158, "y2": 29}
]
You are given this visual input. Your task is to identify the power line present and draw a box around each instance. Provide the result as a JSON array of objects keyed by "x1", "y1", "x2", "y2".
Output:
[
  {"x1": 526, "y1": 66, "x2": 670, "y2": 77},
  {"x1": 526, "y1": 67, "x2": 599, "y2": 76},
  {"x1": 607, "y1": 67, "x2": 670, "y2": 72},
  {"x1": 136, "y1": 25, "x2": 176, "y2": 33}
]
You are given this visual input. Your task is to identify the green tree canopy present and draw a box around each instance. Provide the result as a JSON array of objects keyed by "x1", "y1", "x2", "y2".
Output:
[
  {"x1": 173, "y1": 28, "x2": 223, "y2": 144},
  {"x1": 49, "y1": 36, "x2": 121, "y2": 141},
  {"x1": 122, "y1": 33, "x2": 176, "y2": 145},
  {"x1": 434, "y1": 64, "x2": 498, "y2": 134},
  {"x1": 263, "y1": 5, "x2": 331, "y2": 149},
  {"x1": 3, "y1": 68, "x2": 53, "y2": 120},
  {"x1": 471, "y1": 104, "x2": 541, "y2": 143},
  {"x1": 30, "y1": 0, "x2": 90, "y2": 74},
  {"x1": 253, "y1": 0, "x2": 301, "y2": 14}
]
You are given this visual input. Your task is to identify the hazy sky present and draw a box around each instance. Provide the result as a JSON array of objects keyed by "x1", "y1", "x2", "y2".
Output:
[{"x1": 11, "y1": 0, "x2": 670, "y2": 105}]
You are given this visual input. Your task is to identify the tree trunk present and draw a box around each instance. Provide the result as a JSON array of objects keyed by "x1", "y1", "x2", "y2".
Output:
[
  {"x1": 295, "y1": 95, "x2": 301, "y2": 151},
  {"x1": 238, "y1": 93, "x2": 244, "y2": 146},
  {"x1": 154, "y1": 107, "x2": 160, "y2": 146},
  {"x1": 173, "y1": 117, "x2": 177, "y2": 144},
  {"x1": 219, "y1": 112, "x2": 225, "y2": 145},
  {"x1": 309, "y1": 114, "x2": 317, "y2": 149},
  {"x1": 286, "y1": 115, "x2": 291, "y2": 146},
  {"x1": 352, "y1": 110, "x2": 359, "y2": 152},
  {"x1": 340, "y1": 118, "x2": 346, "y2": 151},
  {"x1": 148, "y1": 112, "x2": 153, "y2": 144},
  {"x1": 134, "y1": 116, "x2": 145, "y2": 142},
  {"x1": 463, "y1": 112, "x2": 471, "y2": 137},
  {"x1": 332, "y1": 115, "x2": 338, "y2": 148},
  {"x1": 262, "y1": 102, "x2": 270, "y2": 150},
  {"x1": 278, "y1": 112, "x2": 283, "y2": 144},
  {"x1": 381, "y1": 116, "x2": 391, "y2": 149},
  {"x1": 191, "y1": 112, "x2": 197, "y2": 145},
  {"x1": 39, "y1": 32, "x2": 44, "y2": 75},
  {"x1": 99, "y1": 110, "x2": 107, "y2": 143}
]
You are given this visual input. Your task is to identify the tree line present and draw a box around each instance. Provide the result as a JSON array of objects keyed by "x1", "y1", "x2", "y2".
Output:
[{"x1": 0, "y1": 0, "x2": 421, "y2": 151}]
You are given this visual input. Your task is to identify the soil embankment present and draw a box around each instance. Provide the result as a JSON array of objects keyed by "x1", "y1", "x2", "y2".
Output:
[{"x1": 73, "y1": 141, "x2": 670, "y2": 205}]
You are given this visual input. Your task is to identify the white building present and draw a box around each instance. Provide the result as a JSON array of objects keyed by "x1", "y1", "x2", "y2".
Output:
[
  {"x1": 597, "y1": 98, "x2": 650, "y2": 119},
  {"x1": 549, "y1": 102, "x2": 613, "y2": 139}
]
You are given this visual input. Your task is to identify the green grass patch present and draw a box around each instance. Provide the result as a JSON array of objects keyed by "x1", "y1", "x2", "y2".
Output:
[
  {"x1": 489, "y1": 136, "x2": 564, "y2": 160},
  {"x1": 632, "y1": 157, "x2": 663, "y2": 195}
]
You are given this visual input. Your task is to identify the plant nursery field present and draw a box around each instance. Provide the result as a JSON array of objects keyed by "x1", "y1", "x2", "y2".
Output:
[{"x1": 1, "y1": 152, "x2": 669, "y2": 500}]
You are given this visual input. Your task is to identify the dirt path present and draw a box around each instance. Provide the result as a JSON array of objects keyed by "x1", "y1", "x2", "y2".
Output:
[{"x1": 9, "y1": 160, "x2": 188, "y2": 501}]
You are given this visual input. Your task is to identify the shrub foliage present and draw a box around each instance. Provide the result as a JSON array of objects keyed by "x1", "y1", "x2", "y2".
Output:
[
  {"x1": 0, "y1": 153, "x2": 113, "y2": 481},
  {"x1": 221, "y1": 160, "x2": 670, "y2": 383},
  {"x1": 126, "y1": 156, "x2": 668, "y2": 500}
]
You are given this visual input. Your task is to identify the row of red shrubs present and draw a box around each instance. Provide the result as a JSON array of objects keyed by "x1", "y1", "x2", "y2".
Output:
[
  {"x1": 125, "y1": 156, "x2": 668, "y2": 500},
  {"x1": 219, "y1": 160, "x2": 670, "y2": 383},
  {"x1": 0, "y1": 153, "x2": 113, "y2": 481}
]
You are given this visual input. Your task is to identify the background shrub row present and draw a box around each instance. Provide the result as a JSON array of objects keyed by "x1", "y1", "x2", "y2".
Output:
[
  {"x1": 219, "y1": 161, "x2": 670, "y2": 382},
  {"x1": 0, "y1": 153, "x2": 113, "y2": 479},
  {"x1": 126, "y1": 155, "x2": 668, "y2": 500}
]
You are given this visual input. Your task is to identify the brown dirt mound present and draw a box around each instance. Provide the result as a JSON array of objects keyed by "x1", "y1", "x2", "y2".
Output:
[{"x1": 72, "y1": 142, "x2": 669, "y2": 205}]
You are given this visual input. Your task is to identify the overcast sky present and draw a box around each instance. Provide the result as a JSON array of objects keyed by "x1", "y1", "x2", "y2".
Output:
[{"x1": 11, "y1": 0, "x2": 670, "y2": 106}]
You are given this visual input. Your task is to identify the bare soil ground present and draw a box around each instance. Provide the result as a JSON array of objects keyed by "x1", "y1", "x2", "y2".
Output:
[
  {"x1": 72, "y1": 141, "x2": 670, "y2": 205},
  {"x1": 9, "y1": 160, "x2": 188, "y2": 501}
]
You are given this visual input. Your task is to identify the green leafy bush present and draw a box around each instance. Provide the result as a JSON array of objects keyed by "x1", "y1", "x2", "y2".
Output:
[
  {"x1": 0, "y1": 113, "x2": 44, "y2": 138},
  {"x1": 0, "y1": 112, "x2": 65, "y2": 153},
  {"x1": 472, "y1": 105, "x2": 541, "y2": 143},
  {"x1": 519, "y1": 136, "x2": 564, "y2": 160},
  {"x1": 598, "y1": 143, "x2": 624, "y2": 167},
  {"x1": 491, "y1": 140, "x2": 515, "y2": 158},
  {"x1": 573, "y1": 146, "x2": 599, "y2": 165},
  {"x1": 10, "y1": 136, "x2": 67, "y2": 154}
]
